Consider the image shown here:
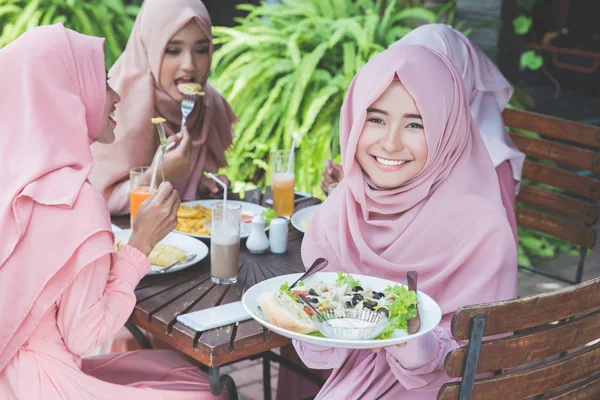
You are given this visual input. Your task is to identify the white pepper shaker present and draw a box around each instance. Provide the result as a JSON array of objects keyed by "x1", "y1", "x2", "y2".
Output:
[
  {"x1": 269, "y1": 218, "x2": 288, "y2": 254},
  {"x1": 246, "y1": 215, "x2": 269, "y2": 254}
]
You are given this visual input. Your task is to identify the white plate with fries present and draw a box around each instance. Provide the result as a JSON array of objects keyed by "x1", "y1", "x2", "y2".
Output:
[
  {"x1": 113, "y1": 229, "x2": 208, "y2": 275},
  {"x1": 175, "y1": 200, "x2": 270, "y2": 239}
]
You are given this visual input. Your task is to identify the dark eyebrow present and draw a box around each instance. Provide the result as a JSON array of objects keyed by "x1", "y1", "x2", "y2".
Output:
[
  {"x1": 367, "y1": 108, "x2": 388, "y2": 115},
  {"x1": 403, "y1": 113, "x2": 422, "y2": 119},
  {"x1": 167, "y1": 39, "x2": 210, "y2": 45}
]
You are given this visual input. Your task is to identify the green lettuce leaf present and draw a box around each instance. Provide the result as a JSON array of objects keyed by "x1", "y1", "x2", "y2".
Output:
[
  {"x1": 279, "y1": 282, "x2": 296, "y2": 300},
  {"x1": 377, "y1": 284, "x2": 418, "y2": 339},
  {"x1": 261, "y1": 208, "x2": 278, "y2": 227},
  {"x1": 336, "y1": 271, "x2": 361, "y2": 289}
]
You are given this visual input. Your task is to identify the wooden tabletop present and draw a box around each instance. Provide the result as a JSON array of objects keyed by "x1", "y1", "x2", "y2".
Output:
[{"x1": 113, "y1": 188, "x2": 321, "y2": 367}]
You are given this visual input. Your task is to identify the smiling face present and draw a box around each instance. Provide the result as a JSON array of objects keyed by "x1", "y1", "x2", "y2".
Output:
[
  {"x1": 355, "y1": 80, "x2": 428, "y2": 189},
  {"x1": 158, "y1": 20, "x2": 210, "y2": 103},
  {"x1": 96, "y1": 75, "x2": 121, "y2": 144}
]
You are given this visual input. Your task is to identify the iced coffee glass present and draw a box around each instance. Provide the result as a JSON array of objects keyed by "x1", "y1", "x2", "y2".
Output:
[
  {"x1": 210, "y1": 202, "x2": 241, "y2": 285},
  {"x1": 271, "y1": 149, "x2": 295, "y2": 217}
]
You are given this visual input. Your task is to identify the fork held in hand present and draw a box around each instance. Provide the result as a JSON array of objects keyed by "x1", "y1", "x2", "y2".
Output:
[{"x1": 180, "y1": 94, "x2": 196, "y2": 129}]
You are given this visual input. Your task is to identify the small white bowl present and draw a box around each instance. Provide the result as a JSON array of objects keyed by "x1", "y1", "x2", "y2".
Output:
[{"x1": 313, "y1": 309, "x2": 388, "y2": 340}]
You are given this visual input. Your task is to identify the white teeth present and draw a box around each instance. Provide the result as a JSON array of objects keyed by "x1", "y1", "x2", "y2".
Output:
[{"x1": 375, "y1": 156, "x2": 406, "y2": 166}]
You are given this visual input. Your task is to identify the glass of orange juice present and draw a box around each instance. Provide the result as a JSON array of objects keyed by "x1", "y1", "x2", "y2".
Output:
[
  {"x1": 130, "y1": 166, "x2": 154, "y2": 227},
  {"x1": 271, "y1": 149, "x2": 295, "y2": 217}
]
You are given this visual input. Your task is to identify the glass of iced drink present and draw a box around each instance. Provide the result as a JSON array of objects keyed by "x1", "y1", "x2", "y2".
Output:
[
  {"x1": 271, "y1": 149, "x2": 295, "y2": 217},
  {"x1": 210, "y1": 202, "x2": 241, "y2": 285},
  {"x1": 130, "y1": 166, "x2": 154, "y2": 228}
]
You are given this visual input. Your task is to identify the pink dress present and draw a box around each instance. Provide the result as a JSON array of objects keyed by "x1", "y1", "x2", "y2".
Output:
[{"x1": 0, "y1": 244, "x2": 224, "y2": 400}]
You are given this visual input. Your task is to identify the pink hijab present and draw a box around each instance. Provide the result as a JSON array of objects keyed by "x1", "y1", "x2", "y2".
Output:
[
  {"x1": 394, "y1": 24, "x2": 525, "y2": 189},
  {"x1": 89, "y1": 0, "x2": 236, "y2": 212},
  {"x1": 301, "y1": 45, "x2": 517, "y2": 321},
  {"x1": 0, "y1": 24, "x2": 113, "y2": 372}
]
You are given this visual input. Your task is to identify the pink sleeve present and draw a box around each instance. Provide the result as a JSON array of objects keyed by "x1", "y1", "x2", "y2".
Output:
[
  {"x1": 56, "y1": 245, "x2": 150, "y2": 355},
  {"x1": 292, "y1": 340, "x2": 348, "y2": 370},
  {"x1": 105, "y1": 180, "x2": 130, "y2": 216},
  {"x1": 384, "y1": 212, "x2": 517, "y2": 390}
]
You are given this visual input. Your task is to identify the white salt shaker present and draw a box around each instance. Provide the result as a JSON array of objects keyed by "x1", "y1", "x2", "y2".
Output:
[
  {"x1": 246, "y1": 215, "x2": 269, "y2": 254},
  {"x1": 269, "y1": 218, "x2": 288, "y2": 254}
]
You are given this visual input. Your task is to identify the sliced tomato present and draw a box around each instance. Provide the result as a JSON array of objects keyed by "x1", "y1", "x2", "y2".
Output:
[
  {"x1": 303, "y1": 306, "x2": 315, "y2": 315},
  {"x1": 240, "y1": 214, "x2": 253, "y2": 224}
]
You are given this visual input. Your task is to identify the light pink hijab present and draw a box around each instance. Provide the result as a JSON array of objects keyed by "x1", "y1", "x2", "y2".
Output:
[
  {"x1": 0, "y1": 24, "x2": 113, "y2": 372},
  {"x1": 301, "y1": 45, "x2": 517, "y2": 322},
  {"x1": 89, "y1": 0, "x2": 236, "y2": 213},
  {"x1": 394, "y1": 24, "x2": 525, "y2": 190}
]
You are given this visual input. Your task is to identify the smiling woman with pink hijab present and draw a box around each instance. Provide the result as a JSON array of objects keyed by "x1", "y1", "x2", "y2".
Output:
[
  {"x1": 292, "y1": 44, "x2": 518, "y2": 399},
  {"x1": 321, "y1": 24, "x2": 524, "y2": 241},
  {"x1": 90, "y1": 0, "x2": 237, "y2": 215},
  {"x1": 0, "y1": 24, "x2": 223, "y2": 399}
]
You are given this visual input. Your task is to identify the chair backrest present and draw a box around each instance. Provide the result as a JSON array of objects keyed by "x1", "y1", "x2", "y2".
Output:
[
  {"x1": 503, "y1": 108, "x2": 600, "y2": 250},
  {"x1": 437, "y1": 276, "x2": 600, "y2": 399}
]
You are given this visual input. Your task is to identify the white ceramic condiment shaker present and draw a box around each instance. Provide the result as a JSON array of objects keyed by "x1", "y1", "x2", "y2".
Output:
[
  {"x1": 269, "y1": 218, "x2": 288, "y2": 254},
  {"x1": 246, "y1": 215, "x2": 269, "y2": 254}
]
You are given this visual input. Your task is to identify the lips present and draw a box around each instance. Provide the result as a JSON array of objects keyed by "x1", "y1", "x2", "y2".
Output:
[
  {"x1": 109, "y1": 107, "x2": 116, "y2": 127},
  {"x1": 371, "y1": 155, "x2": 411, "y2": 171},
  {"x1": 174, "y1": 76, "x2": 196, "y2": 86}
]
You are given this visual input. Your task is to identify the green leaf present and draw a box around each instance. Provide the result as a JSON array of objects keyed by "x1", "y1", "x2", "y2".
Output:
[
  {"x1": 513, "y1": 15, "x2": 532, "y2": 35},
  {"x1": 520, "y1": 50, "x2": 543, "y2": 70},
  {"x1": 335, "y1": 272, "x2": 361, "y2": 290}
]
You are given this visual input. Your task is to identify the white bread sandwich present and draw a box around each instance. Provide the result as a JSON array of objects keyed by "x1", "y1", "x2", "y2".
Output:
[{"x1": 257, "y1": 290, "x2": 317, "y2": 334}]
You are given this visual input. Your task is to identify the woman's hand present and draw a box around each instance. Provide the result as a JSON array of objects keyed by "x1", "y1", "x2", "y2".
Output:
[
  {"x1": 151, "y1": 127, "x2": 193, "y2": 182},
  {"x1": 371, "y1": 342, "x2": 407, "y2": 354},
  {"x1": 198, "y1": 174, "x2": 230, "y2": 199},
  {"x1": 128, "y1": 182, "x2": 180, "y2": 257},
  {"x1": 320, "y1": 160, "x2": 344, "y2": 195}
]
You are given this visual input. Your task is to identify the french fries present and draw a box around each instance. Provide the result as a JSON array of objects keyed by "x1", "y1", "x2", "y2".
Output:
[{"x1": 176, "y1": 204, "x2": 211, "y2": 236}]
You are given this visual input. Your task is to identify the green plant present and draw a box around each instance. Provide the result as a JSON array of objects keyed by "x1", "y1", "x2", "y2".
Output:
[
  {"x1": 0, "y1": 0, "x2": 142, "y2": 67},
  {"x1": 211, "y1": 0, "x2": 451, "y2": 198},
  {"x1": 512, "y1": 0, "x2": 543, "y2": 70}
]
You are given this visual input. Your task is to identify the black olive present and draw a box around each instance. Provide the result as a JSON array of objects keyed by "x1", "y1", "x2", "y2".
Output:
[
  {"x1": 352, "y1": 293, "x2": 364, "y2": 303},
  {"x1": 365, "y1": 300, "x2": 378, "y2": 308},
  {"x1": 309, "y1": 288, "x2": 318, "y2": 296},
  {"x1": 308, "y1": 297, "x2": 319, "y2": 303},
  {"x1": 377, "y1": 308, "x2": 390, "y2": 318},
  {"x1": 345, "y1": 301, "x2": 353, "y2": 308},
  {"x1": 352, "y1": 286, "x2": 364, "y2": 292},
  {"x1": 351, "y1": 298, "x2": 359, "y2": 306},
  {"x1": 372, "y1": 292, "x2": 384, "y2": 300}
]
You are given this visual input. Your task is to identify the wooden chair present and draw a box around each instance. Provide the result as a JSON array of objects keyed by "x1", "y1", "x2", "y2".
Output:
[
  {"x1": 503, "y1": 108, "x2": 600, "y2": 284},
  {"x1": 437, "y1": 276, "x2": 600, "y2": 399}
]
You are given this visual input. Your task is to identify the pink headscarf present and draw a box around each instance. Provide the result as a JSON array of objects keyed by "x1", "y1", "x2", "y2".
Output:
[
  {"x1": 301, "y1": 45, "x2": 517, "y2": 322},
  {"x1": 0, "y1": 24, "x2": 113, "y2": 372},
  {"x1": 393, "y1": 24, "x2": 525, "y2": 189},
  {"x1": 89, "y1": 0, "x2": 237, "y2": 213}
]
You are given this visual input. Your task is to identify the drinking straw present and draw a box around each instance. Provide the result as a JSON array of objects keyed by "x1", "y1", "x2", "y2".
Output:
[
  {"x1": 287, "y1": 130, "x2": 307, "y2": 173},
  {"x1": 206, "y1": 172, "x2": 228, "y2": 220}
]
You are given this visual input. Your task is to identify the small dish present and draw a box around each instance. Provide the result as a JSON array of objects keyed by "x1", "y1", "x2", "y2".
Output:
[{"x1": 313, "y1": 309, "x2": 388, "y2": 340}]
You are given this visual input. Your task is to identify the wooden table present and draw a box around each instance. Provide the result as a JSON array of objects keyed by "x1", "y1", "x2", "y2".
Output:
[{"x1": 112, "y1": 188, "x2": 321, "y2": 399}]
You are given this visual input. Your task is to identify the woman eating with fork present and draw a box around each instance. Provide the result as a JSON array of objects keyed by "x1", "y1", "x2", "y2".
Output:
[
  {"x1": 89, "y1": 0, "x2": 237, "y2": 215},
  {"x1": 0, "y1": 23, "x2": 224, "y2": 400}
]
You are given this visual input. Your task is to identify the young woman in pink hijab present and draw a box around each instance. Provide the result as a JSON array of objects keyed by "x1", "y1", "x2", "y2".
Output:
[
  {"x1": 291, "y1": 44, "x2": 518, "y2": 399},
  {"x1": 0, "y1": 24, "x2": 223, "y2": 399},
  {"x1": 321, "y1": 24, "x2": 524, "y2": 241},
  {"x1": 89, "y1": 0, "x2": 237, "y2": 216}
]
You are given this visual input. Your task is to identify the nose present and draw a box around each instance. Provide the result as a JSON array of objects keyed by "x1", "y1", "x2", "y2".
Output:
[
  {"x1": 181, "y1": 50, "x2": 195, "y2": 72},
  {"x1": 380, "y1": 126, "x2": 404, "y2": 154}
]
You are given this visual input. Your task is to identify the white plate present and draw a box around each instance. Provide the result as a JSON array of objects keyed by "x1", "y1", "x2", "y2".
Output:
[
  {"x1": 175, "y1": 200, "x2": 268, "y2": 239},
  {"x1": 242, "y1": 272, "x2": 442, "y2": 349},
  {"x1": 114, "y1": 229, "x2": 208, "y2": 275},
  {"x1": 111, "y1": 223, "x2": 122, "y2": 231},
  {"x1": 291, "y1": 205, "x2": 320, "y2": 233}
]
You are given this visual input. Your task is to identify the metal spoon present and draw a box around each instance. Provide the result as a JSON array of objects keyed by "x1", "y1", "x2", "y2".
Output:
[
  {"x1": 298, "y1": 294, "x2": 329, "y2": 324},
  {"x1": 289, "y1": 257, "x2": 328, "y2": 289},
  {"x1": 157, "y1": 254, "x2": 195, "y2": 274}
]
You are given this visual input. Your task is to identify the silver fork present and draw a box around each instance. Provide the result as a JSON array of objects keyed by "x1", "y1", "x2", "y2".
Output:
[
  {"x1": 180, "y1": 94, "x2": 196, "y2": 129},
  {"x1": 157, "y1": 253, "x2": 196, "y2": 274}
]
